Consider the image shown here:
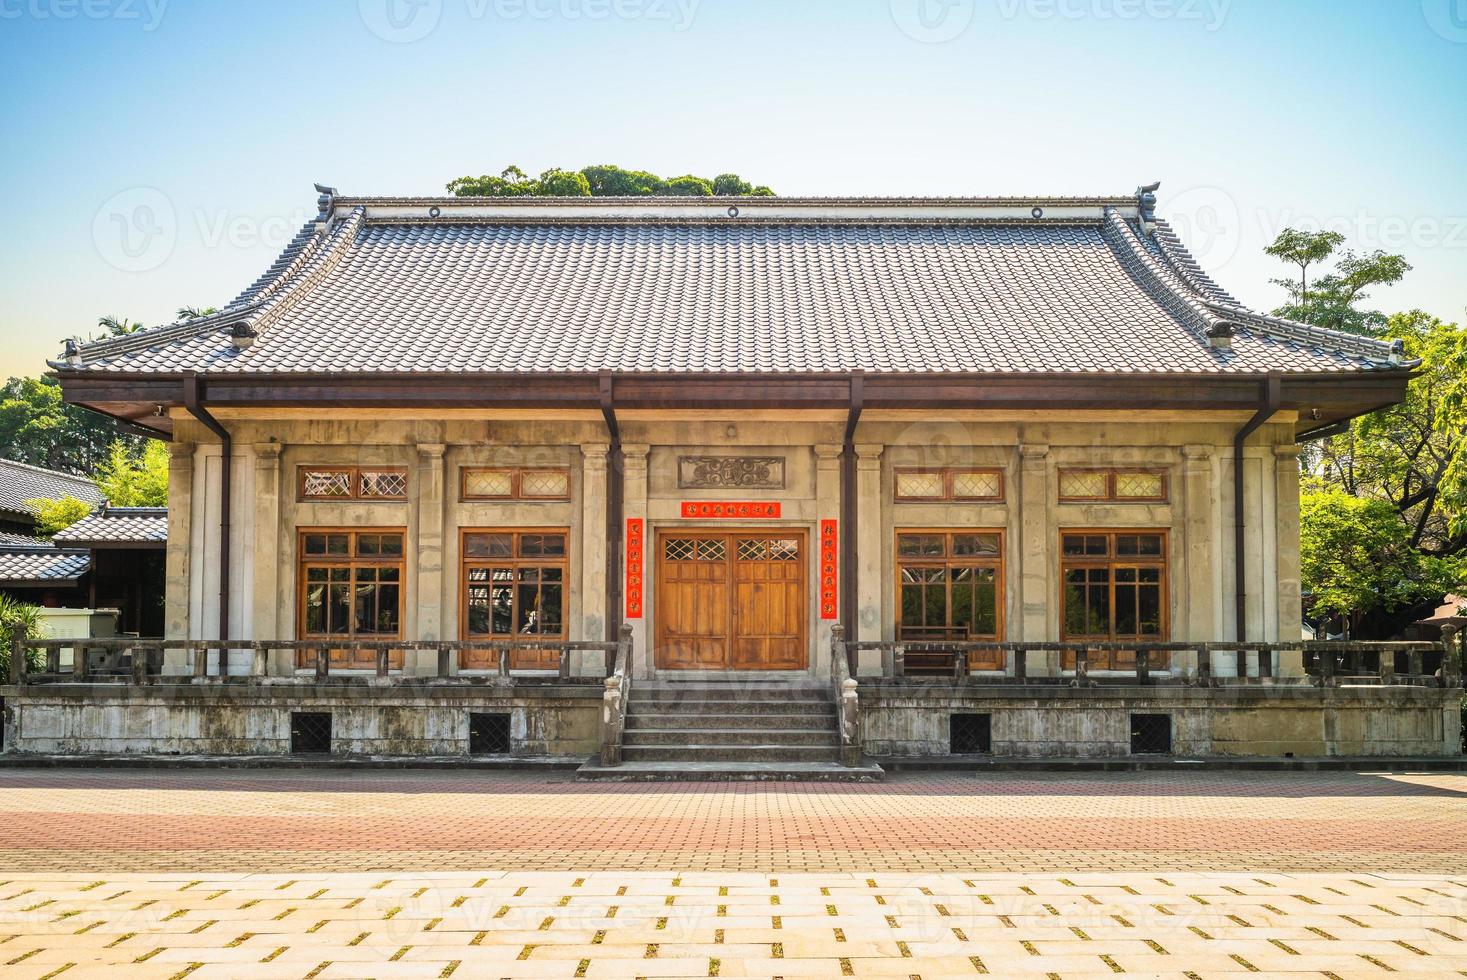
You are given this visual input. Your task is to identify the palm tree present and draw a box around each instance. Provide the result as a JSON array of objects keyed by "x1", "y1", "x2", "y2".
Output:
[
  {"x1": 175, "y1": 306, "x2": 218, "y2": 321},
  {"x1": 97, "y1": 315, "x2": 142, "y2": 337}
]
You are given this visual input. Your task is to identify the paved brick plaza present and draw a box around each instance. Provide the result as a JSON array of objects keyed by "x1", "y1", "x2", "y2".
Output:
[{"x1": 0, "y1": 770, "x2": 1463, "y2": 977}]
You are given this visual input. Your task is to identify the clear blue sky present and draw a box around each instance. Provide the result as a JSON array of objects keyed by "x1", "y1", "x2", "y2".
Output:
[{"x1": 2, "y1": 0, "x2": 1464, "y2": 377}]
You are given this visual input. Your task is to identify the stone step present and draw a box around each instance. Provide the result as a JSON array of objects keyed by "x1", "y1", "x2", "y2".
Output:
[
  {"x1": 624, "y1": 712, "x2": 839, "y2": 731},
  {"x1": 627, "y1": 698, "x2": 836, "y2": 716},
  {"x1": 622, "y1": 744, "x2": 842, "y2": 763},
  {"x1": 631, "y1": 686, "x2": 831, "y2": 703},
  {"x1": 624, "y1": 728, "x2": 840, "y2": 747},
  {"x1": 577, "y1": 759, "x2": 884, "y2": 782}
]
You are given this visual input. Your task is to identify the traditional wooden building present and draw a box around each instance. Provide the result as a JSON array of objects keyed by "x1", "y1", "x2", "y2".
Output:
[{"x1": 23, "y1": 184, "x2": 1458, "y2": 767}]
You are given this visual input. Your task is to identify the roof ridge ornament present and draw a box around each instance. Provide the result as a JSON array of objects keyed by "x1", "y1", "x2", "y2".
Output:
[
  {"x1": 1136, "y1": 180, "x2": 1161, "y2": 227},
  {"x1": 314, "y1": 183, "x2": 338, "y2": 222}
]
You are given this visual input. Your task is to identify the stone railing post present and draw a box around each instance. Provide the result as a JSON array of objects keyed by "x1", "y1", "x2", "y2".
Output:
[
  {"x1": 1442, "y1": 626, "x2": 1461, "y2": 688},
  {"x1": 1013, "y1": 646, "x2": 1027, "y2": 682},
  {"x1": 252, "y1": 644, "x2": 268, "y2": 680},
  {"x1": 8, "y1": 626, "x2": 25, "y2": 685}
]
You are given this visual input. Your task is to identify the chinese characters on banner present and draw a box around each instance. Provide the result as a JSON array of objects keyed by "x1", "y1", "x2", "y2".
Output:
[
  {"x1": 625, "y1": 518, "x2": 644, "y2": 618},
  {"x1": 678, "y1": 501, "x2": 782, "y2": 519},
  {"x1": 819, "y1": 519, "x2": 838, "y2": 619}
]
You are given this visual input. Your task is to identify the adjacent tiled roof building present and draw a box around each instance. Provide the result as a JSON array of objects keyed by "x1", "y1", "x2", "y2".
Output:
[
  {"x1": 54, "y1": 185, "x2": 1408, "y2": 379},
  {"x1": 53, "y1": 506, "x2": 168, "y2": 548},
  {"x1": 0, "y1": 545, "x2": 90, "y2": 587},
  {"x1": 0, "y1": 458, "x2": 105, "y2": 523}
]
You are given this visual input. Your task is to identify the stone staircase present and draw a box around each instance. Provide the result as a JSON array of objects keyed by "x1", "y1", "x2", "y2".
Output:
[
  {"x1": 577, "y1": 681, "x2": 882, "y2": 780},
  {"x1": 624, "y1": 682, "x2": 842, "y2": 763}
]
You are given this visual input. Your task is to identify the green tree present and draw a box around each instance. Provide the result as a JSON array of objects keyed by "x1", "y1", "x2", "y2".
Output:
[
  {"x1": 1300, "y1": 483, "x2": 1461, "y2": 624},
  {"x1": 448, "y1": 164, "x2": 773, "y2": 198},
  {"x1": 663, "y1": 175, "x2": 714, "y2": 197},
  {"x1": 28, "y1": 495, "x2": 93, "y2": 535},
  {"x1": 0, "y1": 376, "x2": 131, "y2": 474},
  {"x1": 1265, "y1": 228, "x2": 1410, "y2": 336},
  {"x1": 175, "y1": 306, "x2": 218, "y2": 321},
  {"x1": 0, "y1": 593, "x2": 46, "y2": 675},
  {"x1": 93, "y1": 438, "x2": 169, "y2": 506}
]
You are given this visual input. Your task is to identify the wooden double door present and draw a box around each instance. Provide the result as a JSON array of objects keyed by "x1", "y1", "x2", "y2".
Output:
[{"x1": 655, "y1": 529, "x2": 808, "y2": 670}]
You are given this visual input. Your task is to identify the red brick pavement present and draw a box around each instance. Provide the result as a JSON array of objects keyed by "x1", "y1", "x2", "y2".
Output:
[{"x1": 0, "y1": 768, "x2": 1463, "y2": 873}]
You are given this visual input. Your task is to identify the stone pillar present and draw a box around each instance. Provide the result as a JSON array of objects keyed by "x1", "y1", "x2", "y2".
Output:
[
  {"x1": 579, "y1": 443, "x2": 610, "y2": 674},
  {"x1": 413, "y1": 443, "x2": 446, "y2": 676},
  {"x1": 162, "y1": 441, "x2": 194, "y2": 675},
  {"x1": 854, "y1": 444, "x2": 884, "y2": 670},
  {"x1": 1018, "y1": 444, "x2": 1052, "y2": 672},
  {"x1": 251, "y1": 443, "x2": 287, "y2": 675},
  {"x1": 814, "y1": 444, "x2": 843, "y2": 675},
  {"x1": 1181, "y1": 444, "x2": 1215, "y2": 678},
  {"x1": 1274, "y1": 444, "x2": 1305, "y2": 677},
  {"x1": 622, "y1": 444, "x2": 651, "y2": 678}
]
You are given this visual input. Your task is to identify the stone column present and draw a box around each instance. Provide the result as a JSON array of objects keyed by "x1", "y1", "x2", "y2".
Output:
[
  {"x1": 622, "y1": 444, "x2": 651, "y2": 678},
  {"x1": 1181, "y1": 444, "x2": 1216, "y2": 678},
  {"x1": 814, "y1": 443, "x2": 842, "y2": 675},
  {"x1": 1274, "y1": 444, "x2": 1305, "y2": 677},
  {"x1": 579, "y1": 443, "x2": 610, "y2": 674},
  {"x1": 854, "y1": 444, "x2": 884, "y2": 670},
  {"x1": 1018, "y1": 444, "x2": 1052, "y2": 673},
  {"x1": 251, "y1": 443, "x2": 287, "y2": 675},
  {"x1": 414, "y1": 443, "x2": 446, "y2": 676},
  {"x1": 162, "y1": 441, "x2": 194, "y2": 675}
]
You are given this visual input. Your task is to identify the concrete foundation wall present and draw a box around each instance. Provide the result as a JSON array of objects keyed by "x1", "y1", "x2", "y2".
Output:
[
  {"x1": 1, "y1": 685, "x2": 601, "y2": 758},
  {"x1": 859, "y1": 684, "x2": 1462, "y2": 759}
]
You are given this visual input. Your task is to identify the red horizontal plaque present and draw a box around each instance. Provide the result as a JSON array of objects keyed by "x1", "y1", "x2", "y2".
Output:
[{"x1": 679, "y1": 501, "x2": 782, "y2": 520}]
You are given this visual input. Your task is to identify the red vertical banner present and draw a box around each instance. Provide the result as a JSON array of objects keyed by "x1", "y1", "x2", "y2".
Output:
[
  {"x1": 625, "y1": 518, "x2": 645, "y2": 619},
  {"x1": 819, "y1": 519, "x2": 839, "y2": 620}
]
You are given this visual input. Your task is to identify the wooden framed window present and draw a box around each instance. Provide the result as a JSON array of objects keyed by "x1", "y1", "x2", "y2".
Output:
[
  {"x1": 895, "y1": 531, "x2": 1004, "y2": 669},
  {"x1": 298, "y1": 466, "x2": 408, "y2": 501},
  {"x1": 297, "y1": 529, "x2": 405, "y2": 670},
  {"x1": 894, "y1": 468, "x2": 1003, "y2": 502},
  {"x1": 460, "y1": 529, "x2": 569, "y2": 671},
  {"x1": 460, "y1": 467, "x2": 571, "y2": 501},
  {"x1": 1060, "y1": 529, "x2": 1168, "y2": 668},
  {"x1": 1058, "y1": 469, "x2": 1168, "y2": 502}
]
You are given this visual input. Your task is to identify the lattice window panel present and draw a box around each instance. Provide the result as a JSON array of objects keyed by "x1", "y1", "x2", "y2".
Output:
[
  {"x1": 464, "y1": 469, "x2": 513, "y2": 498},
  {"x1": 1059, "y1": 471, "x2": 1108, "y2": 499},
  {"x1": 952, "y1": 470, "x2": 1001, "y2": 499},
  {"x1": 696, "y1": 540, "x2": 726, "y2": 562},
  {"x1": 468, "y1": 712, "x2": 511, "y2": 754},
  {"x1": 737, "y1": 539, "x2": 766, "y2": 561},
  {"x1": 664, "y1": 538, "x2": 697, "y2": 562},
  {"x1": 895, "y1": 471, "x2": 944, "y2": 498},
  {"x1": 1115, "y1": 472, "x2": 1164, "y2": 499},
  {"x1": 290, "y1": 712, "x2": 332, "y2": 754},
  {"x1": 520, "y1": 470, "x2": 570, "y2": 498},
  {"x1": 302, "y1": 470, "x2": 352, "y2": 498},
  {"x1": 359, "y1": 470, "x2": 407, "y2": 499},
  {"x1": 768, "y1": 539, "x2": 800, "y2": 562}
]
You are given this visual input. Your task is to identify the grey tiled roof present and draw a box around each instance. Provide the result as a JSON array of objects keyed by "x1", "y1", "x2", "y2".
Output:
[
  {"x1": 0, "y1": 545, "x2": 90, "y2": 585},
  {"x1": 0, "y1": 459, "x2": 105, "y2": 519},
  {"x1": 53, "y1": 506, "x2": 168, "y2": 546},
  {"x1": 0, "y1": 530, "x2": 47, "y2": 548},
  {"x1": 58, "y1": 192, "x2": 1407, "y2": 377}
]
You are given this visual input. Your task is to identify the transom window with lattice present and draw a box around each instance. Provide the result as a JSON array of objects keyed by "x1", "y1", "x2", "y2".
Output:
[
  {"x1": 461, "y1": 467, "x2": 571, "y2": 501},
  {"x1": 1058, "y1": 469, "x2": 1168, "y2": 502},
  {"x1": 894, "y1": 468, "x2": 1003, "y2": 502},
  {"x1": 298, "y1": 466, "x2": 408, "y2": 501}
]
